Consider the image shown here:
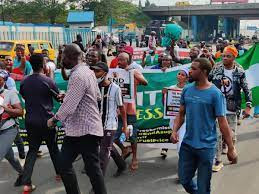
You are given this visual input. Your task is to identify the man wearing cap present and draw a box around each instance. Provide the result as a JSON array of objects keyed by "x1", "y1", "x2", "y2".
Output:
[
  {"x1": 0, "y1": 70, "x2": 24, "y2": 187},
  {"x1": 123, "y1": 46, "x2": 143, "y2": 71},
  {"x1": 209, "y1": 45, "x2": 252, "y2": 172},
  {"x1": 12, "y1": 45, "x2": 32, "y2": 77},
  {"x1": 90, "y1": 62, "x2": 128, "y2": 177}
]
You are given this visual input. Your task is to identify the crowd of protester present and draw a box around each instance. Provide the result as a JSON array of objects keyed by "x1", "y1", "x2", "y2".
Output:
[{"x1": 0, "y1": 32, "x2": 257, "y2": 194}]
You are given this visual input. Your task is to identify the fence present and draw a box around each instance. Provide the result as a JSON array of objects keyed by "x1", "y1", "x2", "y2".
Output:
[{"x1": 0, "y1": 24, "x2": 105, "y2": 49}]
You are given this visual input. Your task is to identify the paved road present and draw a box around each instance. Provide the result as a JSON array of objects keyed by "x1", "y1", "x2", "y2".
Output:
[{"x1": 1, "y1": 117, "x2": 259, "y2": 194}]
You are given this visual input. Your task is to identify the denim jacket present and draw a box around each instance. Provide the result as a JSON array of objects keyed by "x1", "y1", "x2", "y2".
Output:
[{"x1": 209, "y1": 61, "x2": 252, "y2": 113}]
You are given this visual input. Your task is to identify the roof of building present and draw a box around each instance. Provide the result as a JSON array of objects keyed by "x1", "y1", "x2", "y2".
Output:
[{"x1": 67, "y1": 11, "x2": 94, "y2": 23}]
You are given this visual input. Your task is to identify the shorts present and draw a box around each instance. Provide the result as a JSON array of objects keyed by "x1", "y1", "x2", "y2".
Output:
[{"x1": 114, "y1": 115, "x2": 138, "y2": 143}]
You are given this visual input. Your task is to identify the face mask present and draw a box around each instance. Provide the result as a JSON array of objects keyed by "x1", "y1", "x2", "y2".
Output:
[
  {"x1": 0, "y1": 86, "x2": 5, "y2": 93},
  {"x1": 97, "y1": 75, "x2": 106, "y2": 84}
]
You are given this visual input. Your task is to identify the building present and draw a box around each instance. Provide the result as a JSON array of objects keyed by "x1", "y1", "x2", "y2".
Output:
[{"x1": 67, "y1": 11, "x2": 95, "y2": 29}]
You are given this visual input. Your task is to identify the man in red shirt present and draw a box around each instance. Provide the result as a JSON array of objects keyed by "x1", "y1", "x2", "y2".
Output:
[{"x1": 110, "y1": 42, "x2": 127, "y2": 68}]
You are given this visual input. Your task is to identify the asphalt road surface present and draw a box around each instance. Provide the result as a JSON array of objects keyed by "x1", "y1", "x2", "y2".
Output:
[{"x1": 1, "y1": 117, "x2": 259, "y2": 194}]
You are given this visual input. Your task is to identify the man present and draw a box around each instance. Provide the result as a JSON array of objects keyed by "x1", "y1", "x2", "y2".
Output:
[
  {"x1": 92, "y1": 43, "x2": 107, "y2": 64},
  {"x1": 90, "y1": 62, "x2": 128, "y2": 177},
  {"x1": 148, "y1": 31, "x2": 157, "y2": 49},
  {"x1": 4, "y1": 56, "x2": 13, "y2": 73},
  {"x1": 0, "y1": 70, "x2": 24, "y2": 187},
  {"x1": 209, "y1": 46, "x2": 252, "y2": 172},
  {"x1": 26, "y1": 46, "x2": 35, "y2": 61},
  {"x1": 12, "y1": 45, "x2": 32, "y2": 77},
  {"x1": 42, "y1": 49, "x2": 56, "y2": 80},
  {"x1": 73, "y1": 34, "x2": 85, "y2": 52},
  {"x1": 0, "y1": 62, "x2": 25, "y2": 159},
  {"x1": 142, "y1": 47, "x2": 159, "y2": 68},
  {"x1": 123, "y1": 46, "x2": 143, "y2": 71},
  {"x1": 189, "y1": 47, "x2": 200, "y2": 62},
  {"x1": 0, "y1": 60, "x2": 17, "y2": 92},
  {"x1": 92, "y1": 34, "x2": 106, "y2": 50},
  {"x1": 171, "y1": 58, "x2": 237, "y2": 194},
  {"x1": 87, "y1": 50, "x2": 102, "y2": 67},
  {"x1": 110, "y1": 42, "x2": 127, "y2": 68},
  {"x1": 47, "y1": 44, "x2": 107, "y2": 194},
  {"x1": 19, "y1": 54, "x2": 61, "y2": 192},
  {"x1": 113, "y1": 52, "x2": 148, "y2": 174}
]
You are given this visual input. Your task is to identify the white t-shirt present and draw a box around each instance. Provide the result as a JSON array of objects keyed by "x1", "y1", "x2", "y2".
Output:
[
  {"x1": 221, "y1": 68, "x2": 235, "y2": 114},
  {"x1": 46, "y1": 61, "x2": 56, "y2": 72},
  {"x1": 128, "y1": 61, "x2": 143, "y2": 71},
  {"x1": 221, "y1": 68, "x2": 234, "y2": 96},
  {"x1": 0, "y1": 89, "x2": 20, "y2": 130},
  {"x1": 6, "y1": 77, "x2": 17, "y2": 92}
]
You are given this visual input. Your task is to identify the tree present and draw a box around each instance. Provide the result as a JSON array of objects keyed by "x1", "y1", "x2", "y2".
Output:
[
  {"x1": 138, "y1": 0, "x2": 142, "y2": 9},
  {"x1": 145, "y1": 0, "x2": 150, "y2": 7}
]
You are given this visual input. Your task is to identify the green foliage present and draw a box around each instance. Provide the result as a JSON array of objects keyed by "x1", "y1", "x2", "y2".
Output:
[
  {"x1": 1, "y1": 0, "x2": 150, "y2": 27},
  {"x1": 2, "y1": 0, "x2": 67, "y2": 24}
]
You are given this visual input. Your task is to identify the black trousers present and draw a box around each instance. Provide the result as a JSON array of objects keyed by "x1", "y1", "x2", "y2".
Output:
[
  {"x1": 21, "y1": 128, "x2": 60, "y2": 185},
  {"x1": 59, "y1": 134, "x2": 107, "y2": 194}
]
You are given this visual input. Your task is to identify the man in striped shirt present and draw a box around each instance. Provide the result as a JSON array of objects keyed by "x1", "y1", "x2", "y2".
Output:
[
  {"x1": 48, "y1": 44, "x2": 107, "y2": 194},
  {"x1": 90, "y1": 62, "x2": 128, "y2": 176}
]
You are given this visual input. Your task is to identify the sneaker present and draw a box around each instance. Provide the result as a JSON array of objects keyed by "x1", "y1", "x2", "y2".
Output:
[
  {"x1": 14, "y1": 174, "x2": 23, "y2": 187},
  {"x1": 254, "y1": 114, "x2": 259, "y2": 118},
  {"x1": 212, "y1": 161, "x2": 224, "y2": 172},
  {"x1": 23, "y1": 184, "x2": 36, "y2": 193},
  {"x1": 222, "y1": 143, "x2": 228, "y2": 155}
]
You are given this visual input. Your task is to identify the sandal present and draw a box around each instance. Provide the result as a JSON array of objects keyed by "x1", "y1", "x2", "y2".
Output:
[
  {"x1": 129, "y1": 160, "x2": 139, "y2": 171},
  {"x1": 23, "y1": 184, "x2": 36, "y2": 193}
]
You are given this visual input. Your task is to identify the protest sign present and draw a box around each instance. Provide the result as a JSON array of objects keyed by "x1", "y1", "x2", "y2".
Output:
[
  {"x1": 107, "y1": 68, "x2": 135, "y2": 103},
  {"x1": 163, "y1": 88, "x2": 182, "y2": 119}
]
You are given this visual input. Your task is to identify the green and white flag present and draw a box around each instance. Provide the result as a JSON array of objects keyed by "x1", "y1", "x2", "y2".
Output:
[{"x1": 236, "y1": 42, "x2": 259, "y2": 106}]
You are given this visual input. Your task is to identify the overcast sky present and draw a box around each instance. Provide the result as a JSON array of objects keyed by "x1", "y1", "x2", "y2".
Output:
[{"x1": 132, "y1": 0, "x2": 259, "y2": 6}]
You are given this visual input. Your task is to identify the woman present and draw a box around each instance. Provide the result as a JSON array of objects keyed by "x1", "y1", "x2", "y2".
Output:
[
  {"x1": 161, "y1": 68, "x2": 189, "y2": 158},
  {"x1": 151, "y1": 54, "x2": 176, "y2": 71},
  {"x1": 0, "y1": 70, "x2": 24, "y2": 186}
]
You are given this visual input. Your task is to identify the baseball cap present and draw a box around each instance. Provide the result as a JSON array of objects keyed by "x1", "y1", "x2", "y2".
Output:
[
  {"x1": 123, "y1": 46, "x2": 134, "y2": 56},
  {"x1": 90, "y1": 62, "x2": 109, "y2": 73}
]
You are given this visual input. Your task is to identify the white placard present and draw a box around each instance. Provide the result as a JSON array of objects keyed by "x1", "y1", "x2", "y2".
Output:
[
  {"x1": 107, "y1": 68, "x2": 135, "y2": 103},
  {"x1": 163, "y1": 88, "x2": 182, "y2": 119}
]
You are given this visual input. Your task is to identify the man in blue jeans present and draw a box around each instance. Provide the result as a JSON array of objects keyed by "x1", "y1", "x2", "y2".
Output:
[{"x1": 171, "y1": 58, "x2": 238, "y2": 194}]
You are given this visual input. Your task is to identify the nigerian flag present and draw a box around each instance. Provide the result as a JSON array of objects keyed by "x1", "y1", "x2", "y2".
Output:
[{"x1": 236, "y1": 42, "x2": 259, "y2": 106}]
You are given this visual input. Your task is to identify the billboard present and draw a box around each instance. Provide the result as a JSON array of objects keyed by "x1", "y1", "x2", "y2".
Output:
[{"x1": 211, "y1": 0, "x2": 248, "y2": 3}]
